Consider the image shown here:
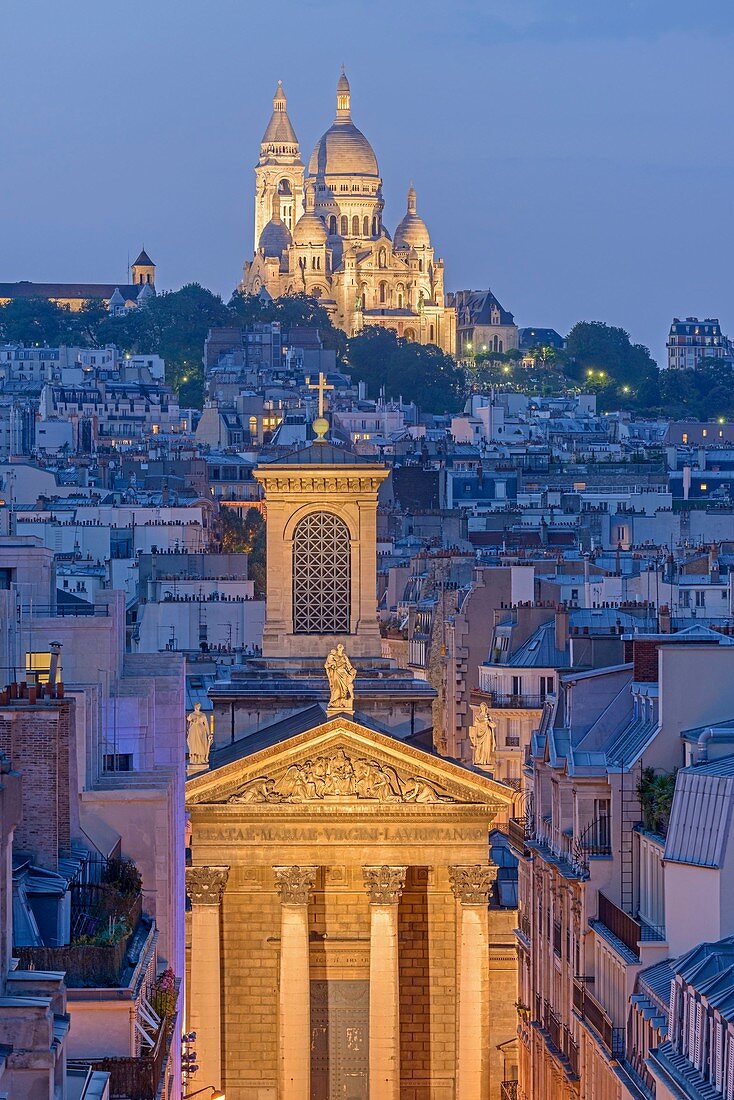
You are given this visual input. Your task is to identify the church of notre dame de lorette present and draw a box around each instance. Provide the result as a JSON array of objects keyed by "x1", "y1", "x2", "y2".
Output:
[{"x1": 185, "y1": 425, "x2": 518, "y2": 1099}]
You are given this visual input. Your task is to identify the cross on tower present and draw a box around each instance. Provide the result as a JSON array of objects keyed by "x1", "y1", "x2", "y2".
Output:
[{"x1": 306, "y1": 372, "x2": 334, "y2": 419}]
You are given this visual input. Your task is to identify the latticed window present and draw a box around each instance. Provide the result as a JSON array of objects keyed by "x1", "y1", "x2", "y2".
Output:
[{"x1": 292, "y1": 512, "x2": 351, "y2": 634}]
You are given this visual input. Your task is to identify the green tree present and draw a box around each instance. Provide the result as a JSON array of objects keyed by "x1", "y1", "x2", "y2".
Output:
[
  {"x1": 218, "y1": 506, "x2": 266, "y2": 597},
  {"x1": 97, "y1": 284, "x2": 231, "y2": 406},
  {"x1": 0, "y1": 297, "x2": 80, "y2": 345},
  {"x1": 565, "y1": 321, "x2": 658, "y2": 387},
  {"x1": 346, "y1": 326, "x2": 464, "y2": 413}
]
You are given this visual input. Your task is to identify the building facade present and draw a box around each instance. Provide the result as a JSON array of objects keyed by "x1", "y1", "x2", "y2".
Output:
[
  {"x1": 240, "y1": 74, "x2": 456, "y2": 355},
  {"x1": 666, "y1": 317, "x2": 732, "y2": 370}
]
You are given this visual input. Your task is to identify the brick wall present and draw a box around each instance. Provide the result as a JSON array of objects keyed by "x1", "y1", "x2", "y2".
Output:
[
  {"x1": 632, "y1": 639, "x2": 659, "y2": 683},
  {"x1": 0, "y1": 699, "x2": 76, "y2": 869}
]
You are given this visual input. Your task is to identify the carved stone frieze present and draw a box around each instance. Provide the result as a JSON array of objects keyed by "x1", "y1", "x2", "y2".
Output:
[
  {"x1": 363, "y1": 865, "x2": 407, "y2": 905},
  {"x1": 273, "y1": 865, "x2": 317, "y2": 905},
  {"x1": 257, "y1": 474, "x2": 385, "y2": 497},
  {"x1": 225, "y1": 747, "x2": 455, "y2": 805},
  {"x1": 186, "y1": 865, "x2": 229, "y2": 906},
  {"x1": 449, "y1": 864, "x2": 497, "y2": 905}
]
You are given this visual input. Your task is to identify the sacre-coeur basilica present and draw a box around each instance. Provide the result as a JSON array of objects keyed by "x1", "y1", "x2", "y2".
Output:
[{"x1": 241, "y1": 70, "x2": 457, "y2": 355}]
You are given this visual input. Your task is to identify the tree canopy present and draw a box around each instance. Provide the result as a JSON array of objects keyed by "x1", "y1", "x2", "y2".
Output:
[{"x1": 346, "y1": 326, "x2": 464, "y2": 414}]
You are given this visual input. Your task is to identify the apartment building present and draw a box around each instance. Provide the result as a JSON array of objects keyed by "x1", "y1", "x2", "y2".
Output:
[{"x1": 511, "y1": 626, "x2": 734, "y2": 1100}]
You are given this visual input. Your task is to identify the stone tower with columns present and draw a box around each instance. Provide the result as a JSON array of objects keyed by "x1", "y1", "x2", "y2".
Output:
[{"x1": 253, "y1": 80, "x2": 305, "y2": 250}]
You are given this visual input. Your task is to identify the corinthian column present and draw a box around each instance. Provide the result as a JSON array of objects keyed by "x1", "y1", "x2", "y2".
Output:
[
  {"x1": 186, "y1": 865, "x2": 229, "y2": 1091},
  {"x1": 449, "y1": 865, "x2": 496, "y2": 1100},
  {"x1": 363, "y1": 865, "x2": 407, "y2": 1100},
  {"x1": 274, "y1": 866, "x2": 317, "y2": 1100}
]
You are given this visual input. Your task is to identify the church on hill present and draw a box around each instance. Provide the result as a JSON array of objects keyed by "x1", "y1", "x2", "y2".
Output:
[
  {"x1": 185, "y1": 429, "x2": 519, "y2": 1099},
  {"x1": 240, "y1": 72, "x2": 456, "y2": 355},
  {"x1": 0, "y1": 250, "x2": 156, "y2": 315}
]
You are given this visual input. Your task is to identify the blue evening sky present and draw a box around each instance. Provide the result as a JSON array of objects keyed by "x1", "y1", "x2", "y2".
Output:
[{"x1": 3, "y1": 0, "x2": 733, "y2": 361}]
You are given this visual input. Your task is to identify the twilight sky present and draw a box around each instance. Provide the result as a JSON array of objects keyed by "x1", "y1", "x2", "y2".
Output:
[{"x1": 3, "y1": 0, "x2": 733, "y2": 362}]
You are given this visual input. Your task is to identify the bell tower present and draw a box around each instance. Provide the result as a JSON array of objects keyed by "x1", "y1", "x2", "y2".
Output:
[
  {"x1": 253, "y1": 81, "x2": 305, "y2": 252},
  {"x1": 253, "y1": 441, "x2": 389, "y2": 659}
]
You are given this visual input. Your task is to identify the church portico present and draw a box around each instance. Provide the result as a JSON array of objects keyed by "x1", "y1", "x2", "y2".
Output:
[{"x1": 186, "y1": 716, "x2": 513, "y2": 1099}]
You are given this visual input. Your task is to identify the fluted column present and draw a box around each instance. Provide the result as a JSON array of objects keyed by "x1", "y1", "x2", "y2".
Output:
[
  {"x1": 274, "y1": 866, "x2": 317, "y2": 1100},
  {"x1": 449, "y1": 865, "x2": 496, "y2": 1100},
  {"x1": 186, "y1": 865, "x2": 229, "y2": 1091},
  {"x1": 363, "y1": 865, "x2": 407, "y2": 1100}
]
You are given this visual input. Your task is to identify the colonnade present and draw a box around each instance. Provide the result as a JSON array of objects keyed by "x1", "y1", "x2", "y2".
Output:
[{"x1": 187, "y1": 862, "x2": 497, "y2": 1099}]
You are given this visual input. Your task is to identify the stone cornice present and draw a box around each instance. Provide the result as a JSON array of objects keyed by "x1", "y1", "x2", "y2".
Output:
[{"x1": 253, "y1": 472, "x2": 388, "y2": 496}]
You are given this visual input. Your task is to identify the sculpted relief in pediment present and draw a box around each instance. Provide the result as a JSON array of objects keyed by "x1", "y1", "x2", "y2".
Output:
[{"x1": 218, "y1": 747, "x2": 455, "y2": 805}]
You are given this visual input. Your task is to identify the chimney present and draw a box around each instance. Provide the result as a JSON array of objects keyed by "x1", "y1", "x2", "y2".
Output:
[
  {"x1": 659, "y1": 604, "x2": 672, "y2": 634},
  {"x1": 48, "y1": 642, "x2": 62, "y2": 686},
  {"x1": 555, "y1": 608, "x2": 569, "y2": 652}
]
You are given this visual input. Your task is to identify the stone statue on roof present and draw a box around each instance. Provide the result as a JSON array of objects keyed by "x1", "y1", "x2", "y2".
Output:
[
  {"x1": 187, "y1": 702, "x2": 213, "y2": 765},
  {"x1": 469, "y1": 702, "x2": 496, "y2": 767},
  {"x1": 325, "y1": 644, "x2": 356, "y2": 715}
]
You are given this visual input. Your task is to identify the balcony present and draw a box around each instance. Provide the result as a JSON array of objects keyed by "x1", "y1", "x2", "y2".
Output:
[
  {"x1": 16, "y1": 858, "x2": 143, "y2": 987},
  {"x1": 573, "y1": 980, "x2": 625, "y2": 1060},
  {"x1": 597, "y1": 892, "x2": 665, "y2": 959},
  {"x1": 76, "y1": 1017, "x2": 171, "y2": 1100},
  {"x1": 474, "y1": 690, "x2": 546, "y2": 709},
  {"x1": 508, "y1": 817, "x2": 529, "y2": 853},
  {"x1": 500, "y1": 1083, "x2": 521, "y2": 1100}
]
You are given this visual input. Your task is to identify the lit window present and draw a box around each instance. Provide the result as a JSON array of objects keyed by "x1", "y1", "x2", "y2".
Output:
[
  {"x1": 700, "y1": 483, "x2": 708, "y2": 491},
  {"x1": 26, "y1": 651, "x2": 51, "y2": 683}
]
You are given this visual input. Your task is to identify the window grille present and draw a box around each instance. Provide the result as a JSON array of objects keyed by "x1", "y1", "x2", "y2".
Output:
[{"x1": 293, "y1": 512, "x2": 351, "y2": 634}]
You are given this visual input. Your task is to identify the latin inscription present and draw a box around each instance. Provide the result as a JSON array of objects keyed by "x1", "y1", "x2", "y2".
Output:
[{"x1": 197, "y1": 824, "x2": 480, "y2": 843}]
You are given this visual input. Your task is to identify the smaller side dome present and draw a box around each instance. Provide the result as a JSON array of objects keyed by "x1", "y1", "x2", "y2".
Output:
[
  {"x1": 259, "y1": 192, "x2": 292, "y2": 257},
  {"x1": 393, "y1": 184, "x2": 431, "y2": 250},
  {"x1": 293, "y1": 184, "x2": 327, "y2": 246}
]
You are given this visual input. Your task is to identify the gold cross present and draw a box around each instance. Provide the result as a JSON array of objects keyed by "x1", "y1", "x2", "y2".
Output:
[{"x1": 306, "y1": 372, "x2": 334, "y2": 419}]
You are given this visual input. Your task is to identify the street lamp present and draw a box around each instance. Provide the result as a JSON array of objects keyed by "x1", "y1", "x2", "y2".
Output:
[{"x1": 183, "y1": 1089, "x2": 225, "y2": 1100}]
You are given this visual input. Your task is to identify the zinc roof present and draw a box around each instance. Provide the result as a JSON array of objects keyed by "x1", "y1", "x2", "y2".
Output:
[{"x1": 664, "y1": 763, "x2": 734, "y2": 868}]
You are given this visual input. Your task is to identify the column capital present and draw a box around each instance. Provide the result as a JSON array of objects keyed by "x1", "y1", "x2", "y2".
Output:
[
  {"x1": 186, "y1": 865, "x2": 229, "y2": 906},
  {"x1": 363, "y1": 865, "x2": 407, "y2": 905},
  {"x1": 449, "y1": 864, "x2": 496, "y2": 906},
  {"x1": 273, "y1": 865, "x2": 317, "y2": 905}
]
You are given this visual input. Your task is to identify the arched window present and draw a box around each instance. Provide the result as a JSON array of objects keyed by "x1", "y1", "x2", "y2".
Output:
[
  {"x1": 379, "y1": 281, "x2": 387, "y2": 304},
  {"x1": 363, "y1": 216, "x2": 370, "y2": 236},
  {"x1": 352, "y1": 215, "x2": 360, "y2": 235},
  {"x1": 372, "y1": 216, "x2": 378, "y2": 236},
  {"x1": 429, "y1": 324, "x2": 435, "y2": 342},
  {"x1": 397, "y1": 294, "x2": 403, "y2": 308},
  {"x1": 340, "y1": 215, "x2": 348, "y2": 236},
  {"x1": 292, "y1": 512, "x2": 351, "y2": 634},
  {"x1": 499, "y1": 339, "x2": 504, "y2": 353},
  {"x1": 404, "y1": 327, "x2": 416, "y2": 341},
  {"x1": 277, "y1": 178, "x2": 292, "y2": 195},
  {"x1": 328, "y1": 215, "x2": 337, "y2": 235}
]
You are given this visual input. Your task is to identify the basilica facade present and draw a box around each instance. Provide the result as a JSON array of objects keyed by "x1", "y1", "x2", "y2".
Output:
[{"x1": 240, "y1": 72, "x2": 456, "y2": 355}]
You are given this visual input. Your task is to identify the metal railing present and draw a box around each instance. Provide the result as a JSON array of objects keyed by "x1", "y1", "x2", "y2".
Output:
[
  {"x1": 21, "y1": 602, "x2": 109, "y2": 618},
  {"x1": 598, "y1": 892, "x2": 665, "y2": 957},
  {"x1": 573, "y1": 980, "x2": 625, "y2": 1060},
  {"x1": 508, "y1": 817, "x2": 528, "y2": 852},
  {"x1": 70, "y1": 1014, "x2": 170, "y2": 1100},
  {"x1": 500, "y1": 1082, "x2": 519, "y2": 1100},
  {"x1": 480, "y1": 692, "x2": 546, "y2": 709}
]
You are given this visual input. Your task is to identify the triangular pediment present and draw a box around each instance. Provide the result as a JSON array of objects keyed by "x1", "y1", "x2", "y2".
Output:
[{"x1": 186, "y1": 716, "x2": 513, "y2": 810}]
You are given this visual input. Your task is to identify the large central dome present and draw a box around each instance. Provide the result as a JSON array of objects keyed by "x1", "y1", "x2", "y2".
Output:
[{"x1": 307, "y1": 71, "x2": 379, "y2": 179}]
